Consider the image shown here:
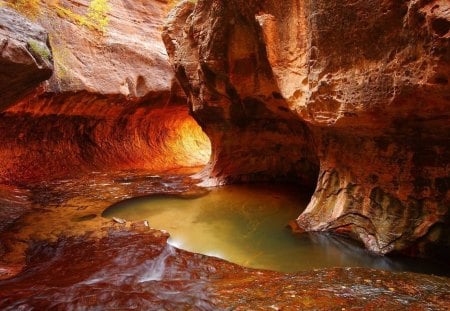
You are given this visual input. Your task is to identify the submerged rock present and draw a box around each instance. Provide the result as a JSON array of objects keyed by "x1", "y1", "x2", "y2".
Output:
[{"x1": 0, "y1": 7, "x2": 53, "y2": 110}]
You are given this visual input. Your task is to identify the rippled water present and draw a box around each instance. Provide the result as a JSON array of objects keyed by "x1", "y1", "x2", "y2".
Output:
[{"x1": 103, "y1": 184, "x2": 447, "y2": 275}]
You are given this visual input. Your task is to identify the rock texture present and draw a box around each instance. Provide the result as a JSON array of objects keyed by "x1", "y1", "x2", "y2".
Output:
[
  {"x1": 163, "y1": 0, "x2": 450, "y2": 256},
  {"x1": 163, "y1": 1, "x2": 319, "y2": 186},
  {"x1": 3, "y1": 0, "x2": 174, "y2": 96},
  {"x1": 0, "y1": 0, "x2": 211, "y2": 183},
  {"x1": 0, "y1": 173, "x2": 448, "y2": 309},
  {"x1": 0, "y1": 7, "x2": 53, "y2": 111},
  {"x1": 0, "y1": 93, "x2": 210, "y2": 183}
]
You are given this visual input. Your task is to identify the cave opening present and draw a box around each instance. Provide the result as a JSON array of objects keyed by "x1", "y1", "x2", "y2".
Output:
[{"x1": 140, "y1": 106, "x2": 212, "y2": 173}]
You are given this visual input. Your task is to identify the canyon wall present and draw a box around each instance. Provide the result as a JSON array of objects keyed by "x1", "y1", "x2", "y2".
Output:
[
  {"x1": 163, "y1": 0, "x2": 450, "y2": 255},
  {"x1": 0, "y1": 0, "x2": 211, "y2": 183},
  {"x1": 1, "y1": 0, "x2": 448, "y2": 257},
  {"x1": 1, "y1": 93, "x2": 210, "y2": 183},
  {"x1": 163, "y1": 1, "x2": 319, "y2": 186},
  {"x1": 2, "y1": 0, "x2": 175, "y2": 96}
]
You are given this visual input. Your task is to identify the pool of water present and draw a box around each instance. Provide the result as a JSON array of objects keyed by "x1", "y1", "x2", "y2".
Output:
[{"x1": 103, "y1": 184, "x2": 447, "y2": 275}]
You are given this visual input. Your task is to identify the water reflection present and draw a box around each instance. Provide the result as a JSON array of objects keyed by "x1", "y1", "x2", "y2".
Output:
[{"x1": 103, "y1": 184, "x2": 448, "y2": 275}]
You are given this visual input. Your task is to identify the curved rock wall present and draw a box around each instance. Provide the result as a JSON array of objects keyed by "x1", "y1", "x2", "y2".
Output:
[
  {"x1": 0, "y1": 91, "x2": 210, "y2": 184},
  {"x1": 163, "y1": 0, "x2": 450, "y2": 255},
  {"x1": 0, "y1": 0, "x2": 211, "y2": 184},
  {"x1": 163, "y1": 1, "x2": 319, "y2": 186}
]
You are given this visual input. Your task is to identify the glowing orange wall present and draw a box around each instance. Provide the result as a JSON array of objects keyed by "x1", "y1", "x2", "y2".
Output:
[{"x1": 0, "y1": 91, "x2": 211, "y2": 183}]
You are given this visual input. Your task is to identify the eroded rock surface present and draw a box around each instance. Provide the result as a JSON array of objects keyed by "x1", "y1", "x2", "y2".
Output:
[
  {"x1": 0, "y1": 7, "x2": 53, "y2": 110},
  {"x1": 1, "y1": 231, "x2": 449, "y2": 310},
  {"x1": 0, "y1": 93, "x2": 210, "y2": 183},
  {"x1": 163, "y1": 1, "x2": 319, "y2": 186},
  {"x1": 2, "y1": 0, "x2": 174, "y2": 96},
  {"x1": 0, "y1": 173, "x2": 448, "y2": 310},
  {"x1": 0, "y1": 0, "x2": 211, "y2": 183},
  {"x1": 163, "y1": 0, "x2": 450, "y2": 255}
]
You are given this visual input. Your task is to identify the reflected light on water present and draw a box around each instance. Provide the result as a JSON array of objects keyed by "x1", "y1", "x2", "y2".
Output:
[{"x1": 103, "y1": 184, "x2": 447, "y2": 275}]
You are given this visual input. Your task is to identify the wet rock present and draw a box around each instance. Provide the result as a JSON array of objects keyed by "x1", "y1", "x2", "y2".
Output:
[
  {"x1": 0, "y1": 7, "x2": 53, "y2": 110},
  {"x1": 71, "y1": 214, "x2": 97, "y2": 222},
  {"x1": 0, "y1": 230, "x2": 448, "y2": 309}
]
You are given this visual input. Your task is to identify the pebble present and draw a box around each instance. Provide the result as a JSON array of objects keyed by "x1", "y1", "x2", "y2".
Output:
[{"x1": 112, "y1": 217, "x2": 126, "y2": 224}]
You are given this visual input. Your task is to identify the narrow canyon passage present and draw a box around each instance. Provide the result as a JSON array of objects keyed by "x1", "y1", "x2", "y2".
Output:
[
  {"x1": 163, "y1": 0, "x2": 450, "y2": 258},
  {"x1": 0, "y1": 0, "x2": 449, "y2": 309}
]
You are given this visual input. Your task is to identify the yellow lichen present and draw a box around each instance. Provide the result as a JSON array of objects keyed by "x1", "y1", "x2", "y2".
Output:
[
  {"x1": 53, "y1": 4, "x2": 92, "y2": 29},
  {"x1": 86, "y1": 0, "x2": 110, "y2": 33},
  {"x1": 51, "y1": 0, "x2": 110, "y2": 34},
  {"x1": 5, "y1": 0, "x2": 110, "y2": 35}
]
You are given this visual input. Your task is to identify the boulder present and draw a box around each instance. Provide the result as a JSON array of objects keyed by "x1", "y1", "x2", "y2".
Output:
[{"x1": 0, "y1": 6, "x2": 53, "y2": 110}]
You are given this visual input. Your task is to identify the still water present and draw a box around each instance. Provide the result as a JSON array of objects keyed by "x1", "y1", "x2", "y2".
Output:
[{"x1": 103, "y1": 184, "x2": 446, "y2": 275}]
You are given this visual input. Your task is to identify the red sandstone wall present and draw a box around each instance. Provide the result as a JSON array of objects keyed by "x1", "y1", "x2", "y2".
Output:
[{"x1": 162, "y1": 0, "x2": 450, "y2": 256}]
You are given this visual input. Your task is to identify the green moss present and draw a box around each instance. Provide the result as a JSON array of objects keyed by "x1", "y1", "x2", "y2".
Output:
[
  {"x1": 49, "y1": 37, "x2": 71, "y2": 79},
  {"x1": 28, "y1": 39, "x2": 51, "y2": 61}
]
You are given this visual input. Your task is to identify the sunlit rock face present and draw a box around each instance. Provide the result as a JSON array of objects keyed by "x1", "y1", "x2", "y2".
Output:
[
  {"x1": 163, "y1": 0, "x2": 450, "y2": 255},
  {"x1": 0, "y1": 7, "x2": 53, "y2": 110},
  {"x1": 2, "y1": 0, "x2": 174, "y2": 96}
]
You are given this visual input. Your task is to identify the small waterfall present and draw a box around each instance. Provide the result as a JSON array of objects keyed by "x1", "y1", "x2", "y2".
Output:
[{"x1": 139, "y1": 245, "x2": 176, "y2": 282}]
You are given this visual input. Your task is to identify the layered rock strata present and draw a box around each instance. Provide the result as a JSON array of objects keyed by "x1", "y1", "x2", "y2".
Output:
[
  {"x1": 163, "y1": 0, "x2": 450, "y2": 255},
  {"x1": 0, "y1": 0, "x2": 211, "y2": 183},
  {"x1": 0, "y1": 92, "x2": 210, "y2": 184}
]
